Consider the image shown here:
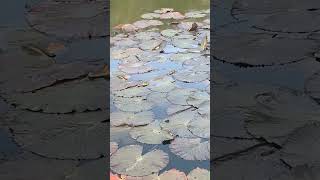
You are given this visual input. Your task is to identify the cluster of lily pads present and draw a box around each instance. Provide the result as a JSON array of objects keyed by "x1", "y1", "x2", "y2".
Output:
[
  {"x1": 110, "y1": 8, "x2": 210, "y2": 179},
  {"x1": 212, "y1": 0, "x2": 320, "y2": 179},
  {"x1": 0, "y1": 0, "x2": 107, "y2": 179}
]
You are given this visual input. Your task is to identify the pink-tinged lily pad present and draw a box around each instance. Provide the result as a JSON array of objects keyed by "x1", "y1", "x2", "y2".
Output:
[{"x1": 187, "y1": 168, "x2": 210, "y2": 180}]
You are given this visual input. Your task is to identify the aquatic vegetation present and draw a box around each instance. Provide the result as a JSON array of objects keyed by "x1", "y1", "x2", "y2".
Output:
[{"x1": 110, "y1": 7, "x2": 210, "y2": 178}]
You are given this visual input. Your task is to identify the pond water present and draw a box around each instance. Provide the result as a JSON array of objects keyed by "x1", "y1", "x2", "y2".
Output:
[{"x1": 110, "y1": 0, "x2": 210, "y2": 178}]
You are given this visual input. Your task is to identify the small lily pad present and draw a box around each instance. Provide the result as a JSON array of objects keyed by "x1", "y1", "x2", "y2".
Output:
[
  {"x1": 169, "y1": 138, "x2": 210, "y2": 160},
  {"x1": 110, "y1": 145, "x2": 169, "y2": 176}
]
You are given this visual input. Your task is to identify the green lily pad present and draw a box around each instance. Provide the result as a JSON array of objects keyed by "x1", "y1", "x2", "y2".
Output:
[
  {"x1": 187, "y1": 168, "x2": 210, "y2": 180},
  {"x1": 188, "y1": 114, "x2": 210, "y2": 138},
  {"x1": 130, "y1": 121, "x2": 174, "y2": 144},
  {"x1": 141, "y1": 13, "x2": 161, "y2": 19},
  {"x1": 110, "y1": 111, "x2": 154, "y2": 127},
  {"x1": 148, "y1": 76, "x2": 175, "y2": 92},
  {"x1": 133, "y1": 20, "x2": 163, "y2": 29},
  {"x1": 160, "y1": 109, "x2": 197, "y2": 138},
  {"x1": 8, "y1": 79, "x2": 107, "y2": 113},
  {"x1": 161, "y1": 29, "x2": 180, "y2": 37},
  {"x1": 169, "y1": 138, "x2": 209, "y2": 160},
  {"x1": 167, "y1": 88, "x2": 196, "y2": 105},
  {"x1": 185, "y1": 11, "x2": 207, "y2": 18},
  {"x1": 114, "y1": 97, "x2": 153, "y2": 112},
  {"x1": 173, "y1": 70, "x2": 208, "y2": 83},
  {"x1": 110, "y1": 145, "x2": 169, "y2": 176}
]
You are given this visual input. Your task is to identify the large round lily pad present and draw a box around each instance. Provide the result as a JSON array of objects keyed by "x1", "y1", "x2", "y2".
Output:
[
  {"x1": 245, "y1": 88, "x2": 320, "y2": 144},
  {"x1": 232, "y1": 0, "x2": 320, "y2": 33},
  {"x1": 110, "y1": 111, "x2": 154, "y2": 127},
  {"x1": 8, "y1": 78, "x2": 107, "y2": 113},
  {"x1": 129, "y1": 121, "x2": 174, "y2": 144},
  {"x1": 11, "y1": 111, "x2": 106, "y2": 159},
  {"x1": 110, "y1": 145, "x2": 169, "y2": 176},
  {"x1": 26, "y1": 0, "x2": 107, "y2": 40},
  {"x1": 167, "y1": 88, "x2": 196, "y2": 105},
  {"x1": 281, "y1": 122, "x2": 320, "y2": 166},
  {"x1": 169, "y1": 138, "x2": 209, "y2": 160},
  {"x1": 213, "y1": 33, "x2": 317, "y2": 66}
]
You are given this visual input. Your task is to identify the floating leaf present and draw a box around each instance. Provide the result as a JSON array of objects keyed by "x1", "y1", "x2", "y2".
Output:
[
  {"x1": 160, "y1": 12, "x2": 185, "y2": 20},
  {"x1": 110, "y1": 142, "x2": 119, "y2": 155},
  {"x1": 187, "y1": 91, "x2": 210, "y2": 108},
  {"x1": 147, "y1": 92, "x2": 169, "y2": 104},
  {"x1": 114, "y1": 97, "x2": 153, "y2": 112},
  {"x1": 188, "y1": 114, "x2": 210, "y2": 138},
  {"x1": 167, "y1": 104, "x2": 193, "y2": 116},
  {"x1": 110, "y1": 145, "x2": 169, "y2": 176},
  {"x1": 281, "y1": 122, "x2": 320, "y2": 166},
  {"x1": 187, "y1": 168, "x2": 210, "y2": 180},
  {"x1": 111, "y1": 111, "x2": 154, "y2": 127},
  {"x1": 113, "y1": 86, "x2": 150, "y2": 98},
  {"x1": 167, "y1": 88, "x2": 196, "y2": 105},
  {"x1": 148, "y1": 76, "x2": 175, "y2": 92},
  {"x1": 173, "y1": 70, "x2": 208, "y2": 83},
  {"x1": 169, "y1": 138, "x2": 209, "y2": 160},
  {"x1": 197, "y1": 101, "x2": 209, "y2": 115},
  {"x1": 169, "y1": 53, "x2": 201, "y2": 62},
  {"x1": 185, "y1": 11, "x2": 207, "y2": 18},
  {"x1": 161, "y1": 29, "x2": 180, "y2": 37},
  {"x1": 160, "y1": 109, "x2": 197, "y2": 138},
  {"x1": 139, "y1": 40, "x2": 163, "y2": 51},
  {"x1": 141, "y1": 13, "x2": 160, "y2": 19},
  {"x1": 130, "y1": 121, "x2": 174, "y2": 144},
  {"x1": 172, "y1": 39, "x2": 199, "y2": 49},
  {"x1": 119, "y1": 62, "x2": 153, "y2": 74},
  {"x1": 133, "y1": 20, "x2": 163, "y2": 29}
]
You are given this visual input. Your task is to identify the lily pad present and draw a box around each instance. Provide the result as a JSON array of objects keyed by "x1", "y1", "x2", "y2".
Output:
[
  {"x1": 213, "y1": 33, "x2": 317, "y2": 66},
  {"x1": 133, "y1": 20, "x2": 163, "y2": 29},
  {"x1": 187, "y1": 91, "x2": 210, "y2": 108},
  {"x1": 11, "y1": 111, "x2": 106, "y2": 159},
  {"x1": 139, "y1": 40, "x2": 163, "y2": 51},
  {"x1": 185, "y1": 11, "x2": 207, "y2": 18},
  {"x1": 154, "y1": 8, "x2": 174, "y2": 14},
  {"x1": 169, "y1": 138, "x2": 209, "y2": 160},
  {"x1": 187, "y1": 168, "x2": 210, "y2": 180},
  {"x1": 160, "y1": 12, "x2": 185, "y2": 20},
  {"x1": 148, "y1": 76, "x2": 175, "y2": 92},
  {"x1": 113, "y1": 86, "x2": 150, "y2": 98},
  {"x1": 110, "y1": 111, "x2": 154, "y2": 127},
  {"x1": 281, "y1": 122, "x2": 320, "y2": 166},
  {"x1": 172, "y1": 39, "x2": 199, "y2": 49},
  {"x1": 197, "y1": 100, "x2": 210, "y2": 115},
  {"x1": 160, "y1": 109, "x2": 197, "y2": 138},
  {"x1": 161, "y1": 29, "x2": 180, "y2": 37},
  {"x1": 173, "y1": 70, "x2": 208, "y2": 83},
  {"x1": 114, "y1": 97, "x2": 153, "y2": 112},
  {"x1": 141, "y1": 13, "x2": 161, "y2": 19},
  {"x1": 122, "y1": 169, "x2": 187, "y2": 180},
  {"x1": 8, "y1": 79, "x2": 107, "y2": 113},
  {"x1": 26, "y1": 0, "x2": 107, "y2": 40},
  {"x1": 244, "y1": 88, "x2": 320, "y2": 144},
  {"x1": 110, "y1": 145, "x2": 169, "y2": 176},
  {"x1": 119, "y1": 62, "x2": 153, "y2": 74},
  {"x1": 169, "y1": 53, "x2": 201, "y2": 62},
  {"x1": 167, "y1": 104, "x2": 193, "y2": 116},
  {"x1": 147, "y1": 92, "x2": 169, "y2": 104},
  {"x1": 167, "y1": 88, "x2": 196, "y2": 106},
  {"x1": 129, "y1": 121, "x2": 174, "y2": 144},
  {"x1": 188, "y1": 114, "x2": 210, "y2": 138}
]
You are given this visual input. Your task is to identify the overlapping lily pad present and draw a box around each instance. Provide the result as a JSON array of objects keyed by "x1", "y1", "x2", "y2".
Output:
[
  {"x1": 113, "y1": 96, "x2": 153, "y2": 113},
  {"x1": 8, "y1": 78, "x2": 107, "y2": 113},
  {"x1": 110, "y1": 145, "x2": 169, "y2": 176},
  {"x1": 188, "y1": 114, "x2": 210, "y2": 138},
  {"x1": 213, "y1": 33, "x2": 317, "y2": 66},
  {"x1": 187, "y1": 168, "x2": 210, "y2": 180},
  {"x1": 110, "y1": 111, "x2": 154, "y2": 127},
  {"x1": 167, "y1": 88, "x2": 196, "y2": 105},
  {"x1": 130, "y1": 121, "x2": 174, "y2": 144},
  {"x1": 173, "y1": 70, "x2": 209, "y2": 83},
  {"x1": 148, "y1": 76, "x2": 176, "y2": 92},
  {"x1": 26, "y1": 0, "x2": 107, "y2": 40},
  {"x1": 169, "y1": 138, "x2": 209, "y2": 160}
]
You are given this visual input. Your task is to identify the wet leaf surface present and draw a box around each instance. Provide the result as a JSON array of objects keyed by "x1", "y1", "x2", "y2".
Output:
[
  {"x1": 187, "y1": 167, "x2": 210, "y2": 180},
  {"x1": 169, "y1": 138, "x2": 209, "y2": 161},
  {"x1": 111, "y1": 111, "x2": 154, "y2": 127}
]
